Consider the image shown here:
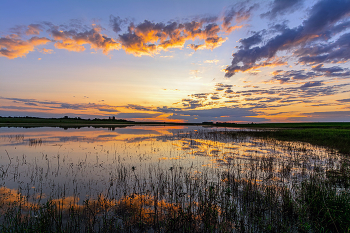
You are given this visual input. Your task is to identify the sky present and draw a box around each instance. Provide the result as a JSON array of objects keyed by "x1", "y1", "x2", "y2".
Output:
[{"x1": 1, "y1": 0, "x2": 350, "y2": 123}]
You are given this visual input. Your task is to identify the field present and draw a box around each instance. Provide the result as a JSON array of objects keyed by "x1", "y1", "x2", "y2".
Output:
[{"x1": 0, "y1": 122, "x2": 349, "y2": 232}]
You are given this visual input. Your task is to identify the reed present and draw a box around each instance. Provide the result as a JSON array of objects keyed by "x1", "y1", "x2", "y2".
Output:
[{"x1": 0, "y1": 129, "x2": 349, "y2": 232}]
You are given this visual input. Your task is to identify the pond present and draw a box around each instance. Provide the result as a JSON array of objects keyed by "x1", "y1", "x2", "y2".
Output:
[
  {"x1": 0, "y1": 125, "x2": 341, "y2": 203},
  {"x1": 0, "y1": 125, "x2": 347, "y2": 232}
]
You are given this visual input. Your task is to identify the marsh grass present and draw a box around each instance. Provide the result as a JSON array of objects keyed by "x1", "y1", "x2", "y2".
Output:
[
  {"x1": 221, "y1": 128, "x2": 350, "y2": 155},
  {"x1": 1, "y1": 170, "x2": 349, "y2": 232},
  {"x1": 0, "y1": 129, "x2": 349, "y2": 232}
]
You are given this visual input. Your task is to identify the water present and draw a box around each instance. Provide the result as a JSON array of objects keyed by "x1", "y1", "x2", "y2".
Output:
[{"x1": 0, "y1": 125, "x2": 342, "y2": 205}]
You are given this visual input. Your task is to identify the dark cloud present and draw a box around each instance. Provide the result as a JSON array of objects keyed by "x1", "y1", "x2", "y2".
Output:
[
  {"x1": 297, "y1": 32, "x2": 350, "y2": 65},
  {"x1": 261, "y1": 0, "x2": 304, "y2": 20},
  {"x1": 109, "y1": 15, "x2": 127, "y2": 33},
  {"x1": 270, "y1": 70, "x2": 318, "y2": 84},
  {"x1": 0, "y1": 105, "x2": 49, "y2": 111},
  {"x1": 181, "y1": 98, "x2": 208, "y2": 109},
  {"x1": 297, "y1": 111, "x2": 350, "y2": 121},
  {"x1": 311, "y1": 64, "x2": 344, "y2": 73},
  {"x1": 24, "y1": 102, "x2": 38, "y2": 106},
  {"x1": 0, "y1": 110, "x2": 109, "y2": 119},
  {"x1": 115, "y1": 113, "x2": 161, "y2": 119},
  {"x1": 225, "y1": 0, "x2": 350, "y2": 77},
  {"x1": 190, "y1": 93, "x2": 210, "y2": 99},
  {"x1": 215, "y1": 83, "x2": 233, "y2": 92},
  {"x1": 302, "y1": 0, "x2": 350, "y2": 34},
  {"x1": 98, "y1": 108, "x2": 120, "y2": 113},
  {"x1": 239, "y1": 31, "x2": 264, "y2": 49},
  {"x1": 125, "y1": 104, "x2": 153, "y2": 111},
  {"x1": 268, "y1": 64, "x2": 350, "y2": 84},
  {"x1": 337, "y1": 98, "x2": 350, "y2": 103},
  {"x1": 167, "y1": 107, "x2": 268, "y2": 123},
  {"x1": 0, "y1": 96, "x2": 120, "y2": 112},
  {"x1": 210, "y1": 95, "x2": 221, "y2": 100},
  {"x1": 155, "y1": 106, "x2": 182, "y2": 113}
]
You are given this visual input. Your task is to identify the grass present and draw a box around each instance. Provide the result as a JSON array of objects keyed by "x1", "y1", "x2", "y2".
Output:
[
  {"x1": 1, "y1": 168, "x2": 349, "y2": 232},
  {"x1": 1, "y1": 127, "x2": 350, "y2": 232},
  {"x1": 225, "y1": 128, "x2": 350, "y2": 155},
  {"x1": 215, "y1": 122, "x2": 350, "y2": 129}
]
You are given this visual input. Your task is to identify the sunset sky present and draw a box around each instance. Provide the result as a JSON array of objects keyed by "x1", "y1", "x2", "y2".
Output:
[{"x1": 1, "y1": 0, "x2": 350, "y2": 123}]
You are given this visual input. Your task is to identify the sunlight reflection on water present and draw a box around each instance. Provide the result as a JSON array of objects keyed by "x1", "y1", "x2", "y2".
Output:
[{"x1": 0, "y1": 126, "x2": 342, "y2": 204}]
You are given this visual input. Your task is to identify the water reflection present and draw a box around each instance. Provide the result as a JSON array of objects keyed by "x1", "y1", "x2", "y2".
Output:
[{"x1": 0, "y1": 126, "x2": 343, "y2": 206}]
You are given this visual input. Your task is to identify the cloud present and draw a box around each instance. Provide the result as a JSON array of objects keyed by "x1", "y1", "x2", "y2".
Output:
[
  {"x1": 222, "y1": 3, "x2": 258, "y2": 33},
  {"x1": 0, "y1": 110, "x2": 110, "y2": 119},
  {"x1": 268, "y1": 70, "x2": 318, "y2": 84},
  {"x1": 298, "y1": 111, "x2": 350, "y2": 120},
  {"x1": 210, "y1": 95, "x2": 221, "y2": 100},
  {"x1": 225, "y1": 0, "x2": 350, "y2": 77},
  {"x1": 311, "y1": 64, "x2": 344, "y2": 73},
  {"x1": 215, "y1": 83, "x2": 233, "y2": 91},
  {"x1": 181, "y1": 98, "x2": 209, "y2": 109},
  {"x1": 337, "y1": 98, "x2": 350, "y2": 103},
  {"x1": 204, "y1": 59, "x2": 219, "y2": 64},
  {"x1": 109, "y1": 15, "x2": 128, "y2": 33},
  {"x1": 155, "y1": 106, "x2": 182, "y2": 113},
  {"x1": 188, "y1": 36, "x2": 227, "y2": 51},
  {"x1": 98, "y1": 108, "x2": 120, "y2": 113},
  {"x1": 261, "y1": 0, "x2": 304, "y2": 20},
  {"x1": 300, "y1": 81, "x2": 324, "y2": 88},
  {"x1": 267, "y1": 64, "x2": 350, "y2": 84},
  {"x1": 118, "y1": 19, "x2": 231, "y2": 56},
  {"x1": 0, "y1": 96, "x2": 120, "y2": 112},
  {"x1": 115, "y1": 113, "x2": 161, "y2": 119},
  {"x1": 0, "y1": 36, "x2": 51, "y2": 59},
  {"x1": 297, "y1": 32, "x2": 350, "y2": 65},
  {"x1": 1, "y1": 4, "x2": 255, "y2": 59},
  {"x1": 124, "y1": 104, "x2": 153, "y2": 111},
  {"x1": 38, "y1": 48, "x2": 54, "y2": 54},
  {"x1": 167, "y1": 106, "x2": 267, "y2": 123},
  {"x1": 50, "y1": 26, "x2": 121, "y2": 54},
  {"x1": 176, "y1": 80, "x2": 350, "y2": 116},
  {"x1": 25, "y1": 24, "x2": 44, "y2": 35},
  {"x1": 238, "y1": 31, "x2": 264, "y2": 49}
]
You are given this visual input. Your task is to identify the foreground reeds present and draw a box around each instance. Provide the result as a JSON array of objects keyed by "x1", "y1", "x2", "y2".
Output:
[{"x1": 1, "y1": 165, "x2": 349, "y2": 232}]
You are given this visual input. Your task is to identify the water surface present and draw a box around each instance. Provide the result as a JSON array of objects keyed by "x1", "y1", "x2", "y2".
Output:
[{"x1": 0, "y1": 125, "x2": 342, "y2": 204}]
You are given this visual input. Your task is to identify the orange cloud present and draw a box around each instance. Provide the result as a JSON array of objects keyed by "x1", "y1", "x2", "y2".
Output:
[
  {"x1": 52, "y1": 27, "x2": 121, "y2": 54},
  {"x1": 0, "y1": 36, "x2": 51, "y2": 59},
  {"x1": 118, "y1": 20, "x2": 231, "y2": 56},
  {"x1": 54, "y1": 38, "x2": 86, "y2": 52},
  {"x1": 1, "y1": 11, "x2": 250, "y2": 59},
  {"x1": 204, "y1": 59, "x2": 219, "y2": 64},
  {"x1": 38, "y1": 48, "x2": 54, "y2": 54},
  {"x1": 223, "y1": 24, "x2": 245, "y2": 34}
]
